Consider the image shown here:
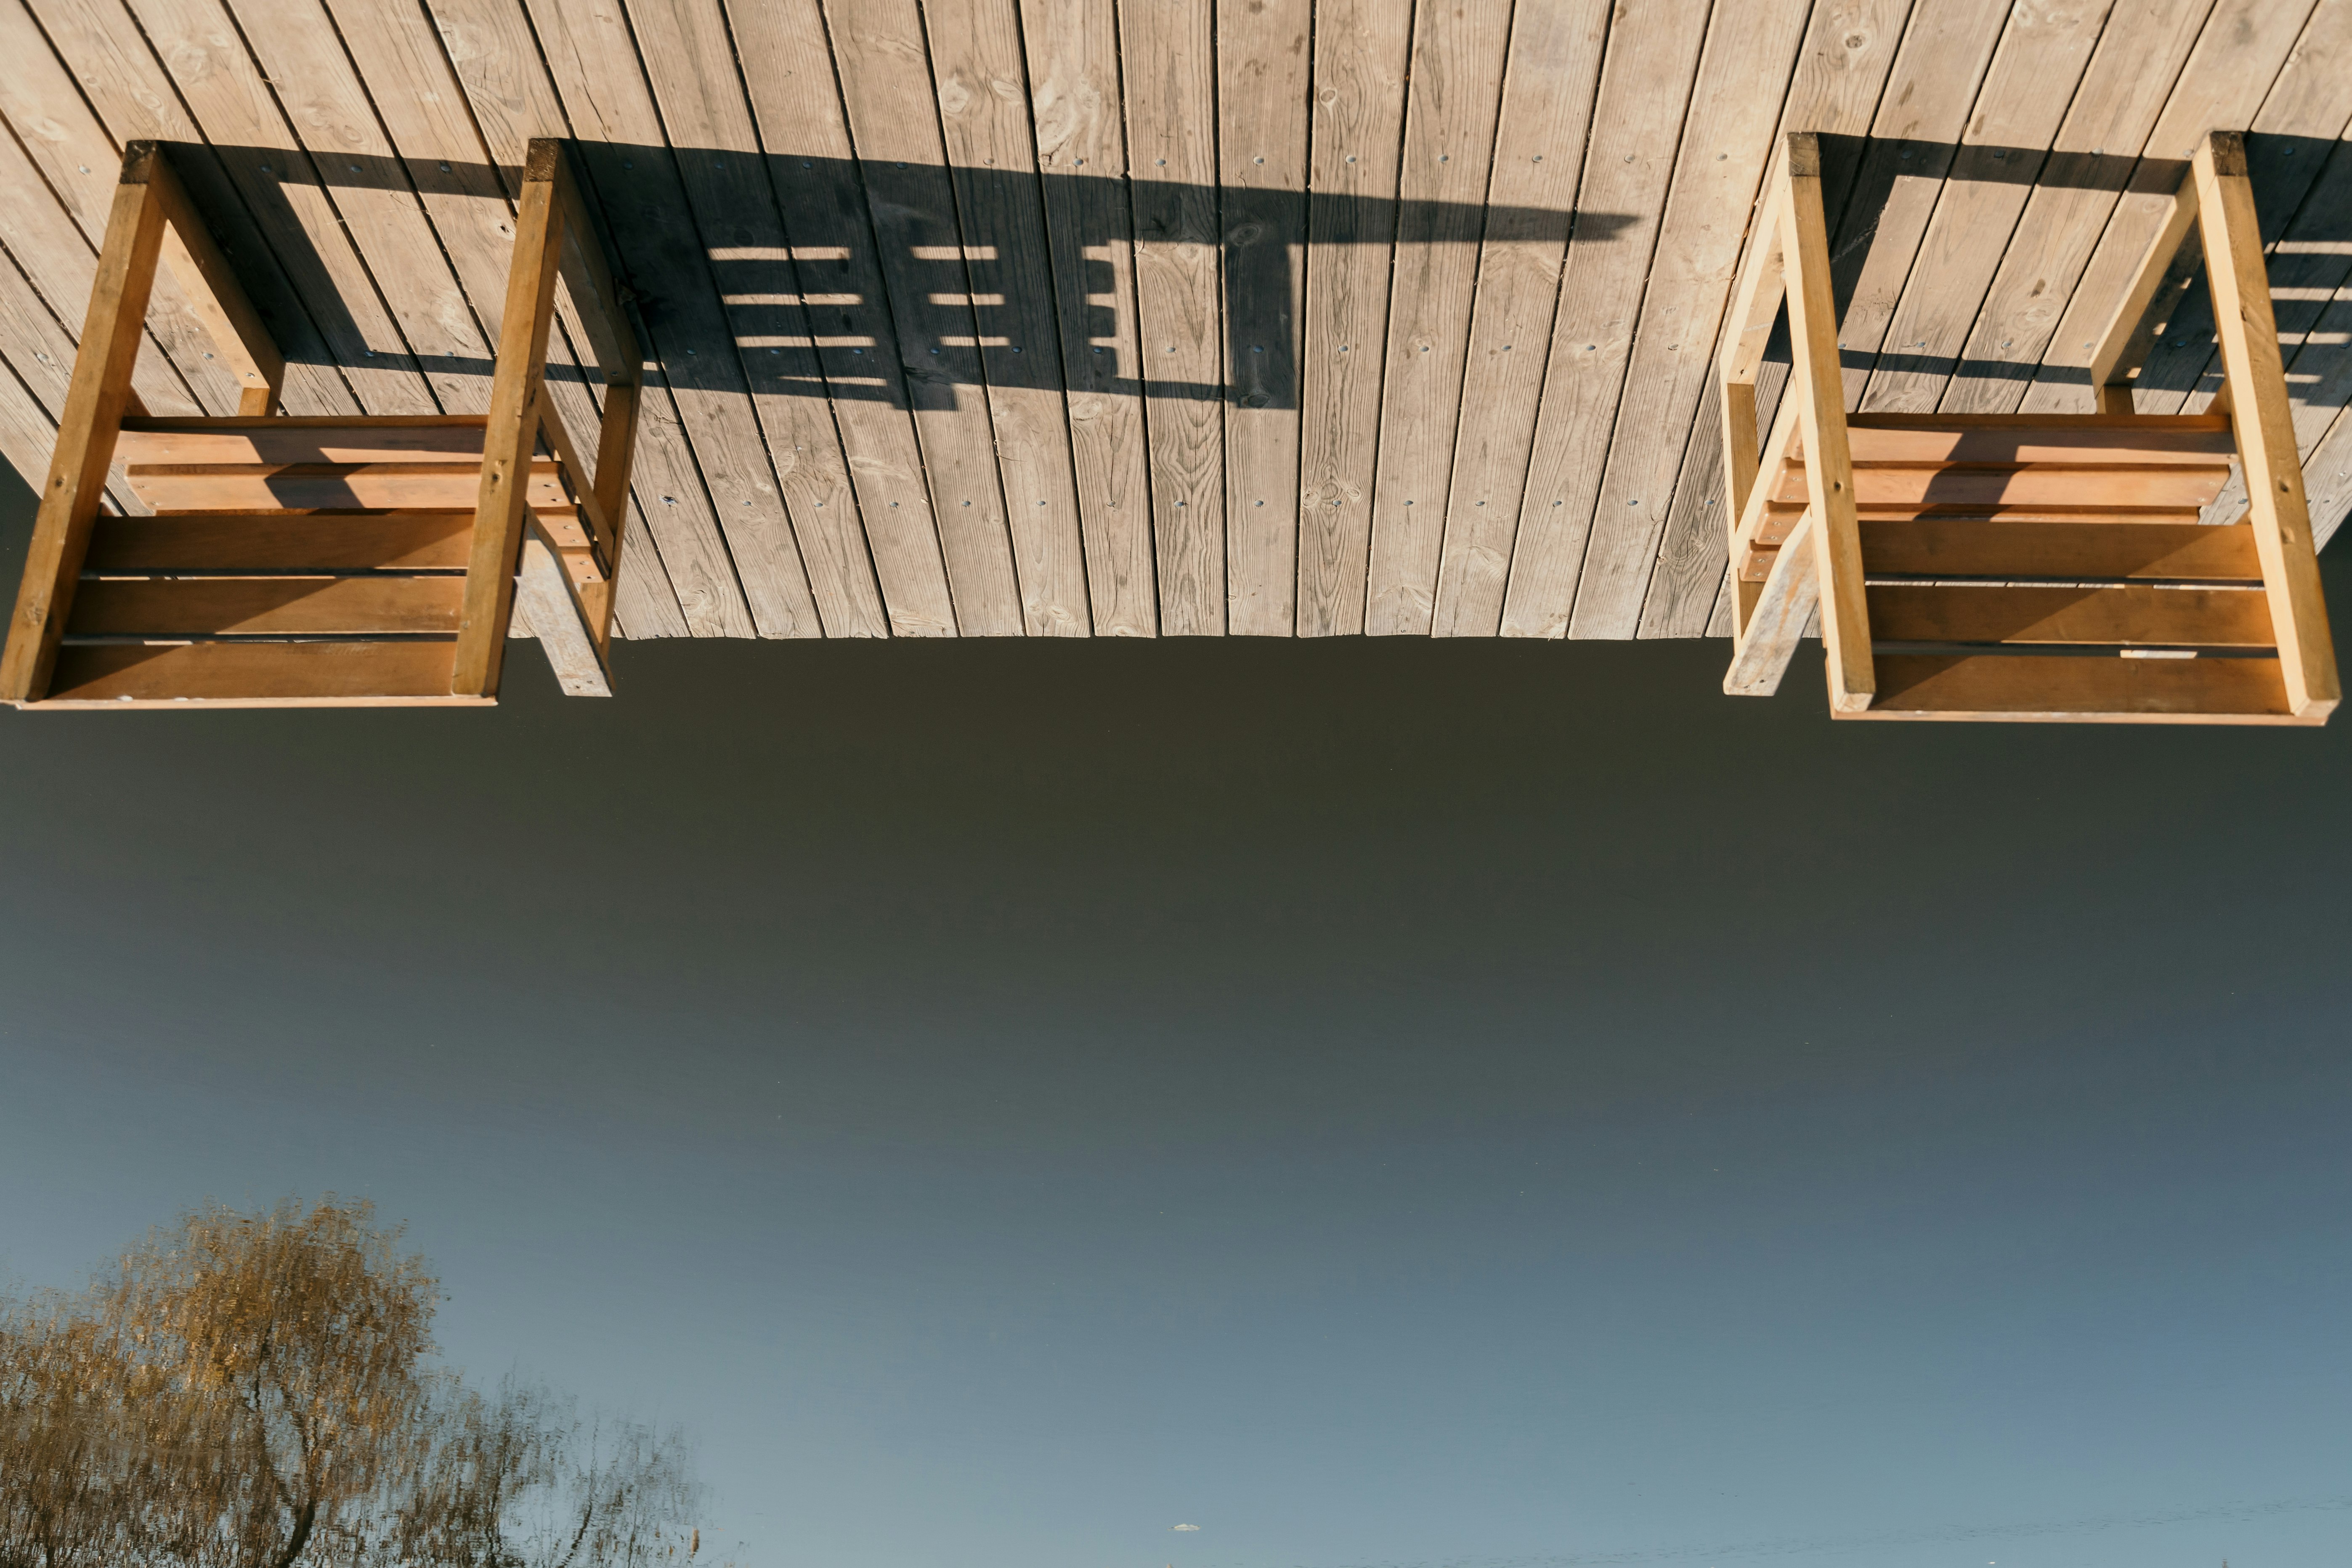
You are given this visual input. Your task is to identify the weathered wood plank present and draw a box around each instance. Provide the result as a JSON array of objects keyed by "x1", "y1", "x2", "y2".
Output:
[
  {"x1": 1428, "y1": 1, "x2": 1607, "y2": 637},
  {"x1": 2302, "y1": 403, "x2": 2352, "y2": 550},
  {"x1": 1813, "y1": 0, "x2": 2023, "y2": 414},
  {"x1": 1361, "y1": 0, "x2": 1513, "y2": 635},
  {"x1": 315, "y1": 0, "x2": 686, "y2": 639},
  {"x1": 921, "y1": 0, "x2": 1093, "y2": 636},
  {"x1": 424, "y1": 0, "x2": 751, "y2": 637},
  {"x1": 1217, "y1": 0, "x2": 1310, "y2": 636},
  {"x1": 31, "y1": 0, "x2": 438, "y2": 414},
  {"x1": 1723, "y1": 507, "x2": 1817, "y2": 695},
  {"x1": 0, "y1": 114, "x2": 205, "y2": 419},
  {"x1": 0, "y1": 350, "x2": 77, "y2": 501},
  {"x1": 210, "y1": 0, "x2": 498, "y2": 414},
  {"x1": 696, "y1": 0, "x2": 964, "y2": 639},
  {"x1": 1118, "y1": 0, "x2": 1226, "y2": 634},
  {"x1": 1493, "y1": 0, "x2": 1710, "y2": 639},
  {"x1": 621, "y1": 0, "x2": 893, "y2": 639},
  {"x1": 1927, "y1": 0, "x2": 2215, "y2": 414},
  {"x1": 824, "y1": 0, "x2": 1027, "y2": 636},
  {"x1": 2015, "y1": 0, "x2": 2326, "y2": 415},
  {"x1": 1019, "y1": 0, "x2": 1157, "y2": 635},
  {"x1": 0, "y1": 246, "x2": 147, "y2": 514},
  {"x1": 0, "y1": 0, "x2": 254, "y2": 414},
  {"x1": 513, "y1": 529, "x2": 608, "y2": 693},
  {"x1": 1857, "y1": 0, "x2": 2116, "y2": 414},
  {"x1": 519, "y1": 0, "x2": 821, "y2": 639},
  {"x1": 1564, "y1": 0, "x2": 1816, "y2": 639},
  {"x1": 1640, "y1": 0, "x2": 1933, "y2": 639},
  {"x1": 1295, "y1": 0, "x2": 1410, "y2": 637}
]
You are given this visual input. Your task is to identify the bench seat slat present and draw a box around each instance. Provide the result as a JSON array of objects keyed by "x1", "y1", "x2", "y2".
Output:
[{"x1": 35, "y1": 640, "x2": 478, "y2": 707}]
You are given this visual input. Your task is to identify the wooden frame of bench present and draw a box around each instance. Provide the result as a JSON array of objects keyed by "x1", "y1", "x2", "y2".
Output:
[
  {"x1": 0, "y1": 138, "x2": 638, "y2": 707},
  {"x1": 1715, "y1": 129, "x2": 2338, "y2": 723},
  {"x1": 459, "y1": 138, "x2": 642, "y2": 701}
]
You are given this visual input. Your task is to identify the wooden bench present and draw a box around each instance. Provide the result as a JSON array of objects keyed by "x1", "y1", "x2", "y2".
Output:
[
  {"x1": 1717, "y1": 131, "x2": 2338, "y2": 725},
  {"x1": 1, "y1": 139, "x2": 639, "y2": 709}
]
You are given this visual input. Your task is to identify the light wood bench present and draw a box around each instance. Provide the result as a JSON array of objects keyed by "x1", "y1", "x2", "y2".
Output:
[
  {"x1": 1718, "y1": 131, "x2": 2338, "y2": 725},
  {"x1": 1, "y1": 140, "x2": 638, "y2": 708}
]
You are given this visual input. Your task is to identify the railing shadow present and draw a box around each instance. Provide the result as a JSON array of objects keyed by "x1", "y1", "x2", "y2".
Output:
[{"x1": 153, "y1": 133, "x2": 2351, "y2": 416}]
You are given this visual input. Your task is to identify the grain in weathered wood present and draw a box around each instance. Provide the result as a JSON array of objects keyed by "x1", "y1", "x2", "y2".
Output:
[
  {"x1": 2015, "y1": 0, "x2": 2326, "y2": 415},
  {"x1": 1867, "y1": 583, "x2": 2276, "y2": 646},
  {"x1": 424, "y1": 0, "x2": 739, "y2": 638},
  {"x1": 1640, "y1": 0, "x2": 1921, "y2": 640},
  {"x1": 0, "y1": 157, "x2": 164, "y2": 701},
  {"x1": 922, "y1": 0, "x2": 1093, "y2": 636},
  {"x1": 824, "y1": 0, "x2": 1030, "y2": 635},
  {"x1": 0, "y1": 124, "x2": 204, "y2": 419},
  {"x1": 1118, "y1": 0, "x2": 1226, "y2": 634},
  {"x1": 0, "y1": 0, "x2": 254, "y2": 413},
  {"x1": 730, "y1": 0, "x2": 965, "y2": 637},
  {"x1": 1429, "y1": 1, "x2": 1607, "y2": 637},
  {"x1": 69, "y1": 575, "x2": 465, "y2": 634},
  {"x1": 1859, "y1": 651, "x2": 2304, "y2": 721},
  {"x1": 1929, "y1": 0, "x2": 2213, "y2": 415},
  {"x1": 0, "y1": 350, "x2": 79, "y2": 503},
  {"x1": 315, "y1": 0, "x2": 648, "y2": 528},
  {"x1": 1492, "y1": 0, "x2": 1710, "y2": 639},
  {"x1": 1811, "y1": 0, "x2": 2019, "y2": 413},
  {"x1": 1295, "y1": 0, "x2": 1410, "y2": 637},
  {"x1": 514, "y1": 530, "x2": 608, "y2": 693},
  {"x1": 619, "y1": 0, "x2": 890, "y2": 639},
  {"x1": 1216, "y1": 0, "x2": 1310, "y2": 636},
  {"x1": 1858, "y1": 0, "x2": 2116, "y2": 414},
  {"x1": 1723, "y1": 508, "x2": 1817, "y2": 695},
  {"x1": 31, "y1": 0, "x2": 437, "y2": 415},
  {"x1": 521, "y1": 0, "x2": 820, "y2": 639},
  {"x1": 1860, "y1": 517, "x2": 2262, "y2": 579},
  {"x1": 2195, "y1": 131, "x2": 2339, "y2": 716},
  {"x1": 2101, "y1": 0, "x2": 2352, "y2": 420},
  {"x1": 2302, "y1": 404, "x2": 2352, "y2": 549},
  {"x1": 1361, "y1": 0, "x2": 1513, "y2": 636},
  {"x1": 37, "y1": 638, "x2": 480, "y2": 706},
  {"x1": 146, "y1": 153, "x2": 284, "y2": 413},
  {"x1": 1569, "y1": 0, "x2": 1821, "y2": 640},
  {"x1": 1018, "y1": 0, "x2": 1156, "y2": 635},
  {"x1": 0, "y1": 247, "x2": 147, "y2": 513},
  {"x1": 202, "y1": 0, "x2": 500, "y2": 412}
]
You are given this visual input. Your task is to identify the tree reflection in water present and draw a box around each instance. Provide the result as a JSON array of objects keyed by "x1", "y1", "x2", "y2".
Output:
[{"x1": 0, "y1": 1197, "x2": 719, "y2": 1568}]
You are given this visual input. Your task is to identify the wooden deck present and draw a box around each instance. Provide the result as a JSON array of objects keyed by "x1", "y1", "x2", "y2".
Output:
[{"x1": 3, "y1": 0, "x2": 2349, "y2": 642}]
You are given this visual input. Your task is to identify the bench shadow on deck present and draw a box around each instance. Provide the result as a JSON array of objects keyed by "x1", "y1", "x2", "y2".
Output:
[{"x1": 151, "y1": 133, "x2": 2352, "y2": 419}]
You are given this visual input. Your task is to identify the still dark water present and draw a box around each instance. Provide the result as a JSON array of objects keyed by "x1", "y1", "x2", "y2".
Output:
[{"x1": 2, "y1": 471, "x2": 2348, "y2": 1565}]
